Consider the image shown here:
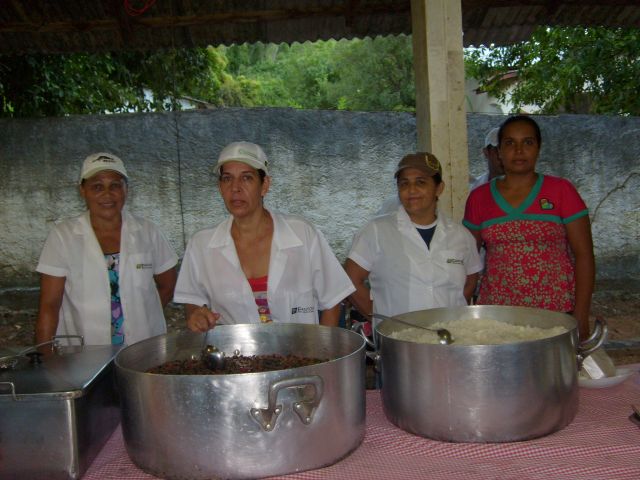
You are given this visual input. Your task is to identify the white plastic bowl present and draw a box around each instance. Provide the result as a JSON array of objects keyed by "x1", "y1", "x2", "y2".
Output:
[{"x1": 578, "y1": 367, "x2": 636, "y2": 389}]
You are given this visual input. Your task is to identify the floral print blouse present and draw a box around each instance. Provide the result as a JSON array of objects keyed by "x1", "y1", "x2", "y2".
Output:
[{"x1": 463, "y1": 174, "x2": 588, "y2": 312}]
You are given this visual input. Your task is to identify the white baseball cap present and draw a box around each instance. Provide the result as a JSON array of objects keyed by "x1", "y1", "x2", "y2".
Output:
[
  {"x1": 216, "y1": 141, "x2": 269, "y2": 176},
  {"x1": 485, "y1": 127, "x2": 500, "y2": 148},
  {"x1": 79, "y1": 152, "x2": 128, "y2": 183}
]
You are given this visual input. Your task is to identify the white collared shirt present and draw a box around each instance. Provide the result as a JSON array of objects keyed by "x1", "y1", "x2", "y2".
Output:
[
  {"x1": 36, "y1": 210, "x2": 178, "y2": 345},
  {"x1": 348, "y1": 207, "x2": 482, "y2": 319},
  {"x1": 174, "y1": 210, "x2": 355, "y2": 324},
  {"x1": 469, "y1": 172, "x2": 490, "y2": 191}
]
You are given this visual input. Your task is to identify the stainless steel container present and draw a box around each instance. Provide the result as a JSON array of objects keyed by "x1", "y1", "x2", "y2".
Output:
[
  {"x1": 0, "y1": 344, "x2": 121, "y2": 480},
  {"x1": 371, "y1": 305, "x2": 606, "y2": 443},
  {"x1": 115, "y1": 324, "x2": 366, "y2": 480}
]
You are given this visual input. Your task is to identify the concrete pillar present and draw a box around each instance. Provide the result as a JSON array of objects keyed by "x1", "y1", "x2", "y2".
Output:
[{"x1": 411, "y1": 0, "x2": 469, "y2": 219}]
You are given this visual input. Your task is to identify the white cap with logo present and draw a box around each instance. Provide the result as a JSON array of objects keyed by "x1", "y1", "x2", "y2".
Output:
[
  {"x1": 79, "y1": 152, "x2": 128, "y2": 184},
  {"x1": 216, "y1": 142, "x2": 269, "y2": 176},
  {"x1": 485, "y1": 127, "x2": 500, "y2": 148}
]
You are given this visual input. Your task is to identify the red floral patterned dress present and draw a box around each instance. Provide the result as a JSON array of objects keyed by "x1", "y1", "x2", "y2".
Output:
[{"x1": 463, "y1": 174, "x2": 588, "y2": 312}]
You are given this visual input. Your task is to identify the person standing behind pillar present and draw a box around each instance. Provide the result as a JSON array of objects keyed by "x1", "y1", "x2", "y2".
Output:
[
  {"x1": 470, "y1": 126, "x2": 505, "y2": 303},
  {"x1": 463, "y1": 115, "x2": 595, "y2": 340},
  {"x1": 470, "y1": 126, "x2": 505, "y2": 191}
]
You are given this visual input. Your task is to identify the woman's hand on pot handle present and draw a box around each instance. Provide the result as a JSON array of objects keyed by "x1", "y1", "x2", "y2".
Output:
[{"x1": 186, "y1": 304, "x2": 220, "y2": 332}]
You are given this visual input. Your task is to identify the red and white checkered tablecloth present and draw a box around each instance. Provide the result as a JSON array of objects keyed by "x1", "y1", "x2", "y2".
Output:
[{"x1": 85, "y1": 367, "x2": 640, "y2": 480}]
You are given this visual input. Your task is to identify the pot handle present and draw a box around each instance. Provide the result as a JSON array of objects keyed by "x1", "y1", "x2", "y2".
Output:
[
  {"x1": 0, "y1": 339, "x2": 61, "y2": 369},
  {"x1": 352, "y1": 320, "x2": 375, "y2": 349},
  {"x1": 352, "y1": 311, "x2": 400, "y2": 348},
  {"x1": 352, "y1": 315, "x2": 382, "y2": 370},
  {"x1": 582, "y1": 318, "x2": 604, "y2": 346},
  {"x1": 577, "y1": 317, "x2": 608, "y2": 362},
  {"x1": 250, "y1": 375, "x2": 324, "y2": 432},
  {"x1": 52, "y1": 334, "x2": 85, "y2": 347},
  {"x1": 0, "y1": 381, "x2": 17, "y2": 401}
]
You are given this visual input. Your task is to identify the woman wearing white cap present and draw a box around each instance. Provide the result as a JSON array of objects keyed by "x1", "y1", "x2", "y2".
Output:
[
  {"x1": 35, "y1": 153, "x2": 178, "y2": 346},
  {"x1": 469, "y1": 126, "x2": 505, "y2": 191},
  {"x1": 345, "y1": 152, "x2": 482, "y2": 326},
  {"x1": 174, "y1": 141, "x2": 355, "y2": 330}
]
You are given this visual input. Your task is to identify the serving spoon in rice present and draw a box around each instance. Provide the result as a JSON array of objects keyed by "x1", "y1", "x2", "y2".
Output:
[{"x1": 372, "y1": 313, "x2": 454, "y2": 345}]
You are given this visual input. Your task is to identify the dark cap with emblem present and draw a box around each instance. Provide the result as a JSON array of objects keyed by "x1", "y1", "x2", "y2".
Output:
[{"x1": 394, "y1": 152, "x2": 442, "y2": 178}]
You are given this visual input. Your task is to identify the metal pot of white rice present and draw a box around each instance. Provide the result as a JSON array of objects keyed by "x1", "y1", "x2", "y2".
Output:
[{"x1": 369, "y1": 305, "x2": 606, "y2": 443}]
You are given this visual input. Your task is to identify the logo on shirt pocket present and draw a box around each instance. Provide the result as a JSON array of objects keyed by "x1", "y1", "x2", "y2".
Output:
[
  {"x1": 540, "y1": 198, "x2": 555, "y2": 210},
  {"x1": 446, "y1": 258, "x2": 463, "y2": 265},
  {"x1": 136, "y1": 263, "x2": 153, "y2": 269},
  {"x1": 291, "y1": 306, "x2": 314, "y2": 314}
]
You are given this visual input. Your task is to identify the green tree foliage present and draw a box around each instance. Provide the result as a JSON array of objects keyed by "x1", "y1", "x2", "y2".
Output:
[
  {"x1": 225, "y1": 42, "x2": 338, "y2": 109},
  {"x1": 0, "y1": 47, "x2": 259, "y2": 117},
  {"x1": 326, "y1": 36, "x2": 415, "y2": 112},
  {"x1": 4, "y1": 27, "x2": 638, "y2": 117},
  {"x1": 0, "y1": 34, "x2": 470, "y2": 116},
  {"x1": 224, "y1": 36, "x2": 416, "y2": 111},
  {"x1": 465, "y1": 26, "x2": 640, "y2": 115}
]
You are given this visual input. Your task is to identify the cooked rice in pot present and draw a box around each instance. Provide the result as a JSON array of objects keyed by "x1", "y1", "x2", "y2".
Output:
[{"x1": 387, "y1": 318, "x2": 568, "y2": 345}]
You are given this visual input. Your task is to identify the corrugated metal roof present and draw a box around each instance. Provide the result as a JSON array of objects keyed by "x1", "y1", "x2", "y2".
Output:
[
  {"x1": 463, "y1": 2, "x2": 640, "y2": 47},
  {"x1": 0, "y1": 1, "x2": 639, "y2": 54}
]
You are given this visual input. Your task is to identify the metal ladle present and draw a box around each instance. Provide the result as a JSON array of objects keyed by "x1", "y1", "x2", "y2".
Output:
[
  {"x1": 201, "y1": 341, "x2": 226, "y2": 370},
  {"x1": 197, "y1": 305, "x2": 226, "y2": 370},
  {"x1": 372, "y1": 313, "x2": 454, "y2": 345}
]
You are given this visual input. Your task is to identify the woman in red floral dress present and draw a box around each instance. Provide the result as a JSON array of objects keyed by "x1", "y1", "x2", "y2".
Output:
[{"x1": 463, "y1": 115, "x2": 595, "y2": 340}]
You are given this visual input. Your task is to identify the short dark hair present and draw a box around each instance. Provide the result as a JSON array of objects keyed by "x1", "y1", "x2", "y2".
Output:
[{"x1": 498, "y1": 115, "x2": 542, "y2": 147}]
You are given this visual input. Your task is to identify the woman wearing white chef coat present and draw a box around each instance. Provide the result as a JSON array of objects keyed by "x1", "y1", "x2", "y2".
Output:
[
  {"x1": 345, "y1": 152, "x2": 482, "y2": 325},
  {"x1": 174, "y1": 141, "x2": 355, "y2": 331},
  {"x1": 35, "y1": 153, "x2": 178, "y2": 347}
]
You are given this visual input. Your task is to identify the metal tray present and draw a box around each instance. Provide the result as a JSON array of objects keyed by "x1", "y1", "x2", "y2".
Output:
[{"x1": 0, "y1": 344, "x2": 122, "y2": 480}]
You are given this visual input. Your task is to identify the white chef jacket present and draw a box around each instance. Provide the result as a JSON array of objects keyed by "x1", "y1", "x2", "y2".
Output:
[
  {"x1": 469, "y1": 172, "x2": 490, "y2": 191},
  {"x1": 348, "y1": 206, "x2": 482, "y2": 319},
  {"x1": 174, "y1": 211, "x2": 355, "y2": 324},
  {"x1": 36, "y1": 211, "x2": 178, "y2": 345}
]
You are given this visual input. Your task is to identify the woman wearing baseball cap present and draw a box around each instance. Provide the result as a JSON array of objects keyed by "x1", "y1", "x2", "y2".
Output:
[
  {"x1": 174, "y1": 141, "x2": 355, "y2": 329},
  {"x1": 345, "y1": 152, "x2": 482, "y2": 327},
  {"x1": 35, "y1": 152, "x2": 178, "y2": 347}
]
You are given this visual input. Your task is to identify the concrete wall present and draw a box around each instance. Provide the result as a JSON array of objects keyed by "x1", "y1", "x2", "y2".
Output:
[{"x1": 1, "y1": 109, "x2": 638, "y2": 287}]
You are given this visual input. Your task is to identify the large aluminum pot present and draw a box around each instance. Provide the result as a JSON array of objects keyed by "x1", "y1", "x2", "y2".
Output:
[
  {"x1": 115, "y1": 323, "x2": 366, "y2": 479},
  {"x1": 369, "y1": 305, "x2": 606, "y2": 443}
]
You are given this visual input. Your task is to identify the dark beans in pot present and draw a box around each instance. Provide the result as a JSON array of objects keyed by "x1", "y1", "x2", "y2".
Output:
[{"x1": 147, "y1": 354, "x2": 326, "y2": 375}]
